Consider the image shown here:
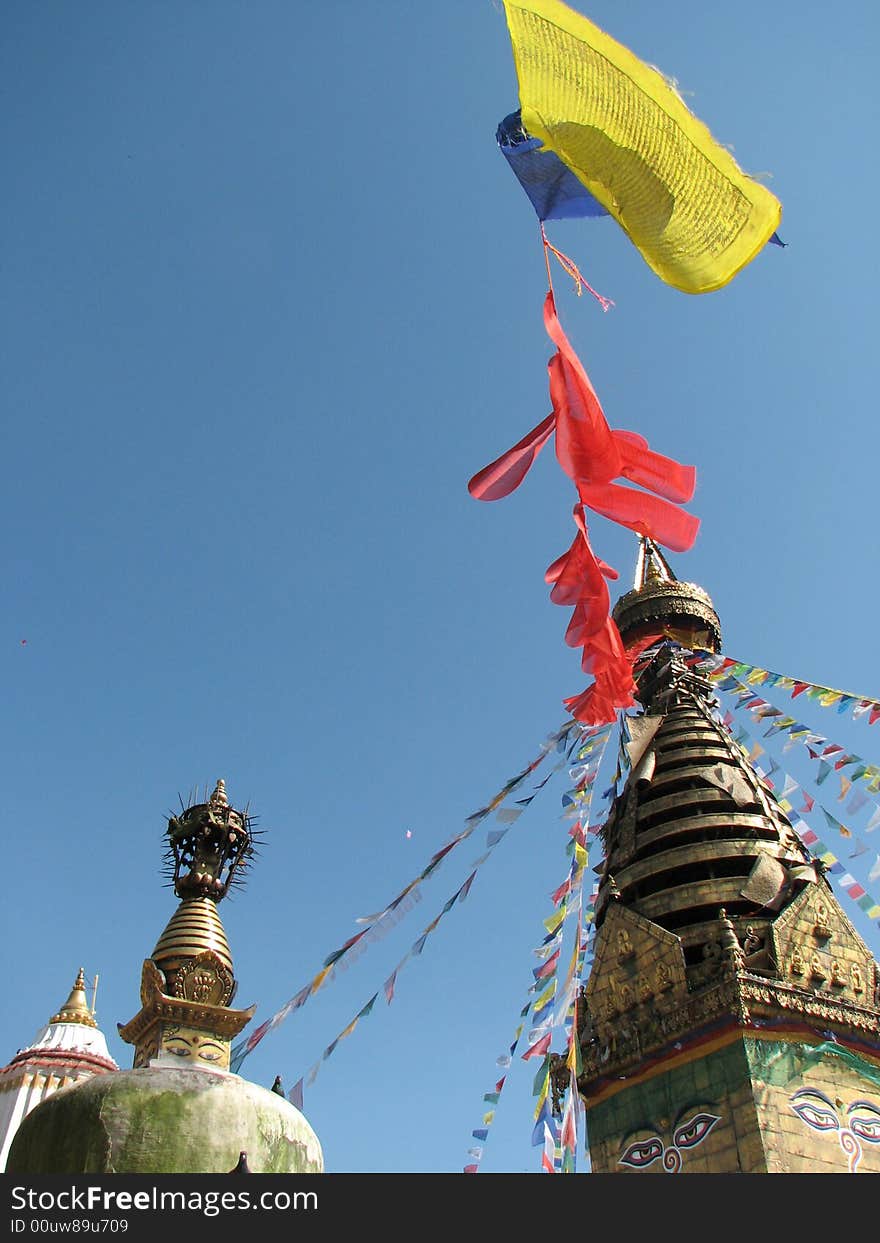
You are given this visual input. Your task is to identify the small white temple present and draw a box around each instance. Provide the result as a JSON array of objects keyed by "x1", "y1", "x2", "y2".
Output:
[{"x1": 0, "y1": 968, "x2": 118, "y2": 1170}]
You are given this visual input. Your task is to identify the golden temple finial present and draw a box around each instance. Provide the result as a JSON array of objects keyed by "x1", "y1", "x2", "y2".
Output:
[
  {"x1": 633, "y1": 536, "x2": 675, "y2": 591},
  {"x1": 50, "y1": 967, "x2": 97, "y2": 1028},
  {"x1": 210, "y1": 779, "x2": 228, "y2": 809},
  {"x1": 613, "y1": 538, "x2": 722, "y2": 654}
]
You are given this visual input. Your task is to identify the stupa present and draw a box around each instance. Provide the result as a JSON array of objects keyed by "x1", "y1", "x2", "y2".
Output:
[
  {"x1": 572, "y1": 541, "x2": 880, "y2": 1173},
  {"x1": 0, "y1": 969, "x2": 117, "y2": 1170},
  {"x1": 6, "y1": 780, "x2": 323, "y2": 1174}
]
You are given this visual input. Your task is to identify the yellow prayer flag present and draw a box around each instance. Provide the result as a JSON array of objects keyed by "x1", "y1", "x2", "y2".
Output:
[
  {"x1": 544, "y1": 906, "x2": 565, "y2": 935},
  {"x1": 310, "y1": 966, "x2": 332, "y2": 995},
  {"x1": 534, "y1": 979, "x2": 558, "y2": 1010},
  {"x1": 502, "y1": 0, "x2": 781, "y2": 293},
  {"x1": 345, "y1": 1013, "x2": 363, "y2": 1038}
]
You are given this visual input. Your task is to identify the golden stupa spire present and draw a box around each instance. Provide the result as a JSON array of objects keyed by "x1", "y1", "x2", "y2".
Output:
[
  {"x1": 49, "y1": 968, "x2": 97, "y2": 1028},
  {"x1": 632, "y1": 535, "x2": 675, "y2": 590},
  {"x1": 118, "y1": 779, "x2": 258, "y2": 1070},
  {"x1": 210, "y1": 778, "x2": 228, "y2": 808},
  {"x1": 613, "y1": 535, "x2": 722, "y2": 654}
]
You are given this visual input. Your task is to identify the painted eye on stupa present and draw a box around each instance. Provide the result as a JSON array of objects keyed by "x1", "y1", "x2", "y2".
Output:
[
  {"x1": 197, "y1": 1043, "x2": 225, "y2": 1064},
  {"x1": 848, "y1": 1102, "x2": 880, "y2": 1144},
  {"x1": 619, "y1": 1136, "x2": 663, "y2": 1168},
  {"x1": 672, "y1": 1112, "x2": 720, "y2": 1149},
  {"x1": 790, "y1": 1091, "x2": 839, "y2": 1133}
]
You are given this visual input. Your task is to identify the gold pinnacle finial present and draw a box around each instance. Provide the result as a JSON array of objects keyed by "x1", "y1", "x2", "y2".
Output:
[
  {"x1": 633, "y1": 537, "x2": 675, "y2": 590},
  {"x1": 49, "y1": 967, "x2": 97, "y2": 1028},
  {"x1": 210, "y1": 779, "x2": 228, "y2": 808}
]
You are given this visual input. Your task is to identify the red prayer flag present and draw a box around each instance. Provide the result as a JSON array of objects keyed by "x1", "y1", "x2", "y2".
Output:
[
  {"x1": 551, "y1": 877, "x2": 571, "y2": 905},
  {"x1": 522, "y1": 1032, "x2": 553, "y2": 1060},
  {"x1": 533, "y1": 950, "x2": 561, "y2": 980}
]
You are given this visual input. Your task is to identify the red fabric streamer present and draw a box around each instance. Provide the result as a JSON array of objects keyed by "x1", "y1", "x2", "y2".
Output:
[
  {"x1": 468, "y1": 412, "x2": 556, "y2": 502},
  {"x1": 469, "y1": 290, "x2": 701, "y2": 725},
  {"x1": 576, "y1": 481, "x2": 699, "y2": 553},
  {"x1": 469, "y1": 292, "x2": 699, "y2": 552},
  {"x1": 546, "y1": 505, "x2": 636, "y2": 724}
]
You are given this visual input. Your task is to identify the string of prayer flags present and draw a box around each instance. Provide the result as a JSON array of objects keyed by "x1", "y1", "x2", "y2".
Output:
[
  {"x1": 561, "y1": 723, "x2": 614, "y2": 817},
  {"x1": 231, "y1": 718, "x2": 588, "y2": 1071},
  {"x1": 296, "y1": 867, "x2": 482, "y2": 1093},
  {"x1": 528, "y1": 828, "x2": 591, "y2": 1145},
  {"x1": 794, "y1": 822, "x2": 880, "y2": 923},
  {"x1": 706, "y1": 661, "x2": 880, "y2": 809},
  {"x1": 557, "y1": 1069, "x2": 581, "y2": 1173},
  {"x1": 246, "y1": 717, "x2": 609, "y2": 1085},
  {"x1": 712, "y1": 695, "x2": 880, "y2": 930},
  {"x1": 714, "y1": 694, "x2": 880, "y2": 869},
  {"x1": 464, "y1": 999, "x2": 533, "y2": 1173},
  {"x1": 541, "y1": 1120, "x2": 559, "y2": 1174},
  {"x1": 700, "y1": 655, "x2": 880, "y2": 728}
]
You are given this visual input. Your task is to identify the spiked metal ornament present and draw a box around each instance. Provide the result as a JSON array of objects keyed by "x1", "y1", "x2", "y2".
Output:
[{"x1": 164, "y1": 779, "x2": 255, "y2": 901}]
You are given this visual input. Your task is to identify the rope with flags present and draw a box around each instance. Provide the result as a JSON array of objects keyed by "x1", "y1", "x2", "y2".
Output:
[{"x1": 231, "y1": 718, "x2": 603, "y2": 1072}]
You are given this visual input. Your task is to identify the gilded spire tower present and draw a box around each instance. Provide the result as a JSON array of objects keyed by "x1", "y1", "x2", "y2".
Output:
[
  {"x1": 576, "y1": 540, "x2": 880, "y2": 1173},
  {"x1": 118, "y1": 778, "x2": 256, "y2": 1070}
]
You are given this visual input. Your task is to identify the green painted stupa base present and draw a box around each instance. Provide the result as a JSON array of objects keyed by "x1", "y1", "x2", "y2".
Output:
[{"x1": 6, "y1": 1067, "x2": 323, "y2": 1174}]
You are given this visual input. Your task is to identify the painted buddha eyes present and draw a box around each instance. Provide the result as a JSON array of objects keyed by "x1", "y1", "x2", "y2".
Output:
[
  {"x1": 619, "y1": 1111, "x2": 720, "y2": 1170},
  {"x1": 164, "y1": 1036, "x2": 195, "y2": 1059},
  {"x1": 197, "y1": 1044, "x2": 224, "y2": 1064},
  {"x1": 163, "y1": 1034, "x2": 225, "y2": 1063},
  {"x1": 619, "y1": 1137, "x2": 663, "y2": 1168},
  {"x1": 848, "y1": 1103, "x2": 880, "y2": 1144},
  {"x1": 673, "y1": 1112, "x2": 720, "y2": 1149},
  {"x1": 790, "y1": 1096, "x2": 839, "y2": 1133},
  {"x1": 790, "y1": 1091, "x2": 880, "y2": 1144}
]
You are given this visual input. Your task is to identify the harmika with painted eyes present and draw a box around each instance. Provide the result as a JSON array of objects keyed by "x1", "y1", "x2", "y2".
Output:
[{"x1": 159, "y1": 1024, "x2": 230, "y2": 1070}]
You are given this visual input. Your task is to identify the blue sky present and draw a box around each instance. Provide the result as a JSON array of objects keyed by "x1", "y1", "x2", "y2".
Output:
[{"x1": 3, "y1": 0, "x2": 880, "y2": 1174}]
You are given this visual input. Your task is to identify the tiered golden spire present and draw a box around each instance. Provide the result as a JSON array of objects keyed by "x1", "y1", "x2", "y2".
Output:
[
  {"x1": 118, "y1": 780, "x2": 257, "y2": 1070},
  {"x1": 49, "y1": 968, "x2": 97, "y2": 1028}
]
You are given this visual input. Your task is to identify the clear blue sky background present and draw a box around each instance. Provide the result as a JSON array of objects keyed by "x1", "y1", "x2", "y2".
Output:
[{"x1": 3, "y1": 0, "x2": 880, "y2": 1174}]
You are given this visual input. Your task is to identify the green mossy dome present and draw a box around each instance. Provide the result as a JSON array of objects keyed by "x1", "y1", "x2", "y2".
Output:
[{"x1": 6, "y1": 1067, "x2": 323, "y2": 1174}]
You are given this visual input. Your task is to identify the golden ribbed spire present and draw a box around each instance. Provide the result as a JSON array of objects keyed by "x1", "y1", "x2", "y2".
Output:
[
  {"x1": 151, "y1": 897, "x2": 234, "y2": 978},
  {"x1": 49, "y1": 968, "x2": 97, "y2": 1028}
]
